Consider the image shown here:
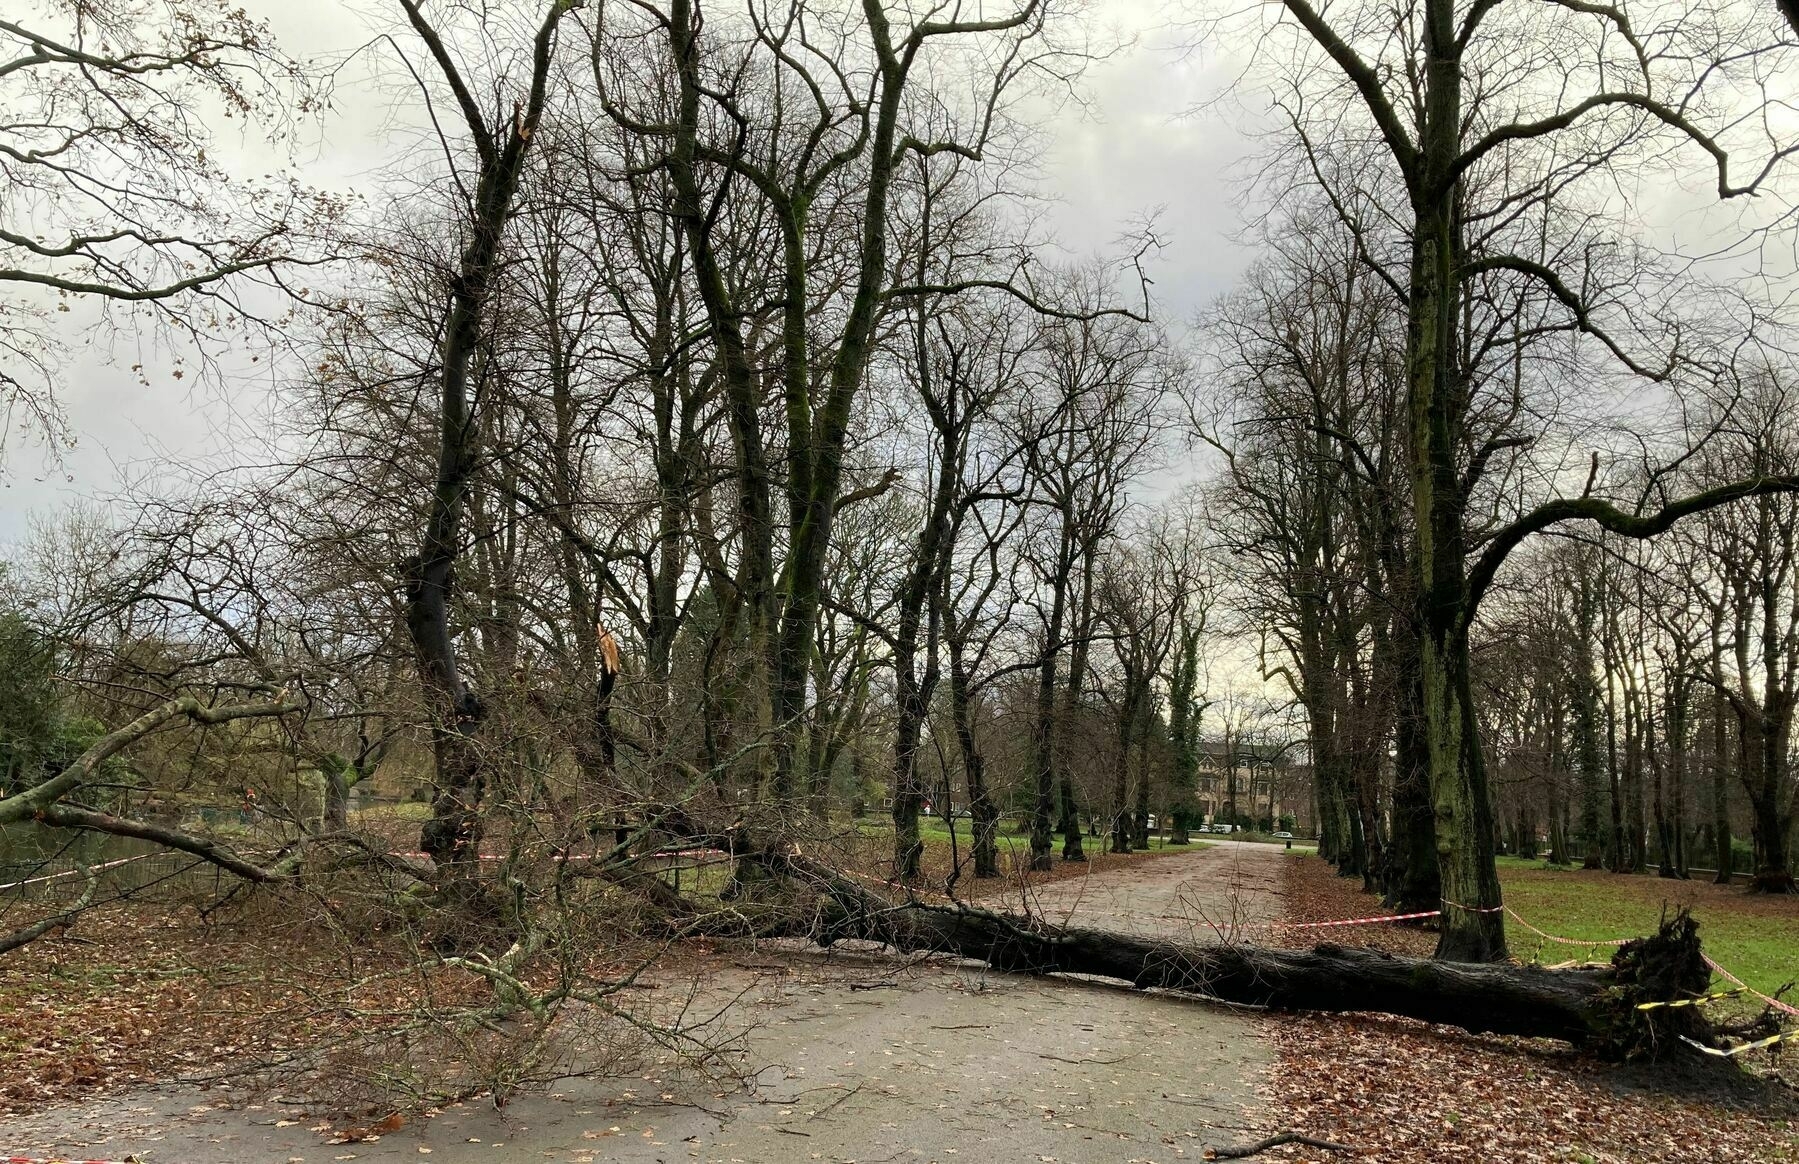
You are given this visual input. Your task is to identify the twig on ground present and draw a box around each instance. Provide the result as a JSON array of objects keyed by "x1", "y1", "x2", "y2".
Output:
[
  {"x1": 1035, "y1": 1051, "x2": 1134, "y2": 1065},
  {"x1": 1205, "y1": 1131, "x2": 1353, "y2": 1159},
  {"x1": 806, "y1": 1083, "x2": 863, "y2": 1121}
]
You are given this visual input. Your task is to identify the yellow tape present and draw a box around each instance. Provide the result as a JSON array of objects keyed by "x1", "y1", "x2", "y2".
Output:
[
  {"x1": 1680, "y1": 1029, "x2": 1799, "y2": 1058},
  {"x1": 1635, "y1": 987, "x2": 1748, "y2": 1011}
]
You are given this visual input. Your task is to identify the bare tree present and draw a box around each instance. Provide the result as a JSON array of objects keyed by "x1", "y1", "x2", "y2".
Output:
[
  {"x1": 380, "y1": 0, "x2": 578, "y2": 871},
  {"x1": 0, "y1": 1, "x2": 330, "y2": 452},
  {"x1": 1260, "y1": 0, "x2": 1799, "y2": 954},
  {"x1": 1017, "y1": 299, "x2": 1165, "y2": 868}
]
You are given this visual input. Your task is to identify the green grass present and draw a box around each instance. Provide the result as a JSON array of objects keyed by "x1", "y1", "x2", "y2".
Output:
[{"x1": 1493, "y1": 860, "x2": 1799, "y2": 998}]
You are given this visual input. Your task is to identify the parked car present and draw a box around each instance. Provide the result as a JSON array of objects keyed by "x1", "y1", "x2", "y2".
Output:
[{"x1": 1273, "y1": 830, "x2": 1294, "y2": 839}]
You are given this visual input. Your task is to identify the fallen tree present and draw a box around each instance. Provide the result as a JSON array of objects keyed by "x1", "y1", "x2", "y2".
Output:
[
  {"x1": 11, "y1": 759, "x2": 1778, "y2": 1071},
  {"x1": 678, "y1": 847, "x2": 1781, "y2": 1063}
]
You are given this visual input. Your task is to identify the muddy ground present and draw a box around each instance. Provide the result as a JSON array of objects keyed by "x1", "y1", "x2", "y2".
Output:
[{"x1": 0, "y1": 843, "x2": 1287, "y2": 1163}]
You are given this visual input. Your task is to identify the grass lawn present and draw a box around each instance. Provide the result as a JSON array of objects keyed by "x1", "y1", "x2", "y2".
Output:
[{"x1": 1495, "y1": 857, "x2": 1799, "y2": 998}]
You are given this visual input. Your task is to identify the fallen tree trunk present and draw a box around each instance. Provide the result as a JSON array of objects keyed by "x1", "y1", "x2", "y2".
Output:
[{"x1": 725, "y1": 850, "x2": 1733, "y2": 1062}]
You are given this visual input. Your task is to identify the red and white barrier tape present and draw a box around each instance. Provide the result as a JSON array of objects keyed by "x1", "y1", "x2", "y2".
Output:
[
  {"x1": 0, "y1": 855, "x2": 150, "y2": 892},
  {"x1": 1503, "y1": 916, "x2": 1794, "y2": 1018},
  {"x1": 835, "y1": 869, "x2": 1438, "y2": 937},
  {"x1": 1278, "y1": 909, "x2": 1440, "y2": 930},
  {"x1": 1440, "y1": 898, "x2": 1507, "y2": 914},
  {"x1": 383, "y1": 847, "x2": 728, "y2": 862},
  {"x1": 1704, "y1": 954, "x2": 1799, "y2": 1018},
  {"x1": 1504, "y1": 908, "x2": 1631, "y2": 948}
]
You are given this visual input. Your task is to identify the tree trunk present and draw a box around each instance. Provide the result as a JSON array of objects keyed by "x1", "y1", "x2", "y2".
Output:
[
  {"x1": 668, "y1": 0, "x2": 778, "y2": 794},
  {"x1": 1713, "y1": 684, "x2": 1733, "y2": 884},
  {"x1": 1624, "y1": 673, "x2": 1649, "y2": 874},
  {"x1": 1347, "y1": 672, "x2": 1387, "y2": 892},
  {"x1": 1606, "y1": 663, "x2": 1626, "y2": 873},
  {"x1": 323, "y1": 759, "x2": 350, "y2": 832},
  {"x1": 1111, "y1": 684, "x2": 1133, "y2": 854},
  {"x1": 1385, "y1": 648, "x2": 1442, "y2": 912},
  {"x1": 1657, "y1": 678, "x2": 1688, "y2": 880},
  {"x1": 399, "y1": 0, "x2": 570, "y2": 877},
  {"x1": 890, "y1": 699, "x2": 926, "y2": 882},
  {"x1": 1058, "y1": 542, "x2": 1097, "y2": 863},
  {"x1": 1574, "y1": 571, "x2": 1607, "y2": 870},
  {"x1": 1747, "y1": 793, "x2": 1795, "y2": 892},
  {"x1": 1167, "y1": 626, "x2": 1200, "y2": 846},
  {"x1": 1132, "y1": 711, "x2": 1153, "y2": 850},
  {"x1": 1058, "y1": 775, "x2": 1086, "y2": 862},
  {"x1": 947, "y1": 634, "x2": 999, "y2": 879},
  {"x1": 1745, "y1": 701, "x2": 1797, "y2": 893},
  {"x1": 1409, "y1": 313, "x2": 1506, "y2": 955},
  {"x1": 770, "y1": 856, "x2": 1722, "y2": 1061},
  {"x1": 1029, "y1": 522, "x2": 1073, "y2": 872}
]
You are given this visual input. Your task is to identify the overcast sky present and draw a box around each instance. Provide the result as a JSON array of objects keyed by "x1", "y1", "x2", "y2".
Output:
[{"x1": 0, "y1": 2, "x2": 1254, "y2": 543}]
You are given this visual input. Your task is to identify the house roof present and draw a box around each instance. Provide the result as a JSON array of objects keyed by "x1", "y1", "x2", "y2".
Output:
[{"x1": 1195, "y1": 739, "x2": 1295, "y2": 766}]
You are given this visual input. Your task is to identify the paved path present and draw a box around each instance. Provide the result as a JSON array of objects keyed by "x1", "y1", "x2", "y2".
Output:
[
  {"x1": 0, "y1": 844, "x2": 1290, "y2": 1164},
  {"x1": 990, "y1": 840, "x2": 1288, "y2": 941}
]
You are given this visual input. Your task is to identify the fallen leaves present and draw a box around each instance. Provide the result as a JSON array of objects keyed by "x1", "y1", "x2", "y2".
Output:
[
  {"x1": 0, "y1": 901, "x2": 458, "y2": 1117},
  {"x1": 1259, "y1": 858, "x2": 1799, "y2": 1162}
]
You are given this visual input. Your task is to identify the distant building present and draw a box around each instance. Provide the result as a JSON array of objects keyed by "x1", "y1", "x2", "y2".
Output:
[{"x1": 1194, "y1": 739, "x2": 1311, "y2": 831}]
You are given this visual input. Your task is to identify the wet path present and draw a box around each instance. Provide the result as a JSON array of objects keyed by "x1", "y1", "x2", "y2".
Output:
[{"x1": 0, "y1": 844, "x2": 1290, "y2": 1164}]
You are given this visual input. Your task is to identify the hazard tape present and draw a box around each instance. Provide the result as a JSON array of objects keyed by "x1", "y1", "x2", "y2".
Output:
[
  {"x1": 1504, "y1": 908, "x2": 1631, "y2": 947},
  {"x1": 1440, "y1": 898, "x2": 1507, "y2": 914},
  {"x1": 383, "y1": 847, "x2": 728, "y2": 862},
  {"x1": 0, "y1": 854, "x2": 150, "y2": 892},
  {"x1": 845, "y1": 868, "x2": 1447, "y2": 936},
  {"x1": 833, "y1": 867, "x2": 1178, "y2": 933},
  {"x1": 834, "y1": 867, "x2": 1431, "y2": 938},
  {"x1": 1503, "y1": 917, "x2": 1796, "y2": 1020},
  {"x1": 1703, "y1": 955, "x2": 1799, "y2": 1018},
  {"x1": 1278, "y1": 909, "x2": 1440, "y2": 929},
  {"x1": 1636, "y1": 987, "x2": 1748, "y2": 1010},
  {"x1": 1680, "y1": 1029, "x2": 1799, "y2": 1058}
]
